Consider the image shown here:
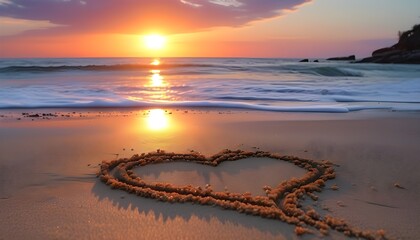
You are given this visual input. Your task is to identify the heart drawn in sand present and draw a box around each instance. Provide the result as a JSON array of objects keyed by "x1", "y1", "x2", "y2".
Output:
[{"x1": 98, "y1": 149, "x2": 386, "y2": 239}]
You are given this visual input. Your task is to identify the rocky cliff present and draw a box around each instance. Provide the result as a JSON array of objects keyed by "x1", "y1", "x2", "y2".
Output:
[{"x1": 358, "y1": 24, "x2": 420, "y2": 64}]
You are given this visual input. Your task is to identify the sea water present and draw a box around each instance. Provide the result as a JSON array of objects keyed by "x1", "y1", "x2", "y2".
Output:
[{"x1": 0, "y1": 58, "x2": 419, "y2": 112}]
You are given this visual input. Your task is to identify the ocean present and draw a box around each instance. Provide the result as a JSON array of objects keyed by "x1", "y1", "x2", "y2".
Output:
[{"x1": 1, "y1": 57, "x2": 419, "y2": 112}]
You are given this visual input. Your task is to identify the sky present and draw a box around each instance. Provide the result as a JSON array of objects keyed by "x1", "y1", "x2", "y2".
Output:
[{"x1": 0, "y1": 0, "x2": 419, "y2": 58}]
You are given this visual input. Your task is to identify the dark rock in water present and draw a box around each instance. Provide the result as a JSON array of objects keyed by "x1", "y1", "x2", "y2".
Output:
[
  {"x1": 313, "y1": 60, "x2": 319, "y2": 62},
  {"x1": 327, "y1": 55, "x2": 356, "y2": 61},
  {"x1": 299, "y1": 59, "x2": 309, "y2": 62},
  {"x1": 357, "y1": 50, "x2": 420, "y2": 64},
  {"x1": 358, "y1": 24, "x2": 420, "y2": 64}
]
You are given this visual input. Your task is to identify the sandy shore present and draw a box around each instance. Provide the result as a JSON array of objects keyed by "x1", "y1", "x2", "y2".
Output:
[{"x1": 0, "y1": 108, "x2": 419, "y2": 239}]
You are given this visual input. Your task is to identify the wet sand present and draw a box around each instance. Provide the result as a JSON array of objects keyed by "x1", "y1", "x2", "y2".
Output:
[{"x1": 0, "y1": 108, "x2": 420, "y2": 239}]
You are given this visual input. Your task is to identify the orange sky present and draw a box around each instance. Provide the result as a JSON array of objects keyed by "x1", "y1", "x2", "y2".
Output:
[{"x1": 0, "y1": 0, "x2": 419, "y2": 58}]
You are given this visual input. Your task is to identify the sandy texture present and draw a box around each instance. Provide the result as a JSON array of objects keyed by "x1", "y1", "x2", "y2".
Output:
[
  {"x1": 1, "y1": 109, "x2": 420, "y2": 239},
  {"x1": 133, "y1": 157, "x2": 307, "y2": 196}
]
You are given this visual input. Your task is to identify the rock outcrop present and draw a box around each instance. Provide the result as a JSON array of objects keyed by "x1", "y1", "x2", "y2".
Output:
[
  {"x1": 358, "y1": 24, "x2": 420, "y2": 64},
  {"x1": 327, "y1": 55, "x2": 355, "y2": 61}
]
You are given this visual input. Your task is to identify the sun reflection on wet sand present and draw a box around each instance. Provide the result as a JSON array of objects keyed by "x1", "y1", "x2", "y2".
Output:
[{"x1": 146, "y1": 109, "x2": 169, "y2": 131}]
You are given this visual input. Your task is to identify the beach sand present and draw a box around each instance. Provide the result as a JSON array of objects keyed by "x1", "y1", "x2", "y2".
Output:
[{"x1": 1, "y1": 108, "x2": 419, "y2": 239}]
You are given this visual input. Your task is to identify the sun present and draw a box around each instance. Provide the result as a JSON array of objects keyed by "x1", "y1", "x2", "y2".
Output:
[{"x1": 143, "y1": 34, "x2": 166, "y2": 50}]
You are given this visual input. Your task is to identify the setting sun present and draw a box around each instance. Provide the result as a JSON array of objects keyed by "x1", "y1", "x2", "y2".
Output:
[{"x1": 143, "y1": 34, "x2": 166, "y2": 50}]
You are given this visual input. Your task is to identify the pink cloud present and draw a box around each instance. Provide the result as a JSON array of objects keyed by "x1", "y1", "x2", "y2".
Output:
[{"x1": 0, "y1": 0, "x2": 311, "y2": 35}]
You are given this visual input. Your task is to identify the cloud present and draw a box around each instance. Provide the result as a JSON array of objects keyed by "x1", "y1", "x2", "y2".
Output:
[
  {"x1": 0, "y1": 17, "x2": 59, "y2": 36},
  {"x1": 0, "y1": 0, "x2": 311, "y2": 35},
  {"x1": 0, "y1": 0, "x2": 13, "y2": 6},
  {"x1": 208, "y1": 0, "x2": 244, "y2": 7}
]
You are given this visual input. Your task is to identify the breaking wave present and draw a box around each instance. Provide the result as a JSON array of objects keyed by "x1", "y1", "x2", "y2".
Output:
[
  {"x1": 0, "y1": 63, "x2": 362, "y2": 77},
  {"x1": 1, "y1": 57, "x2": 419, "y2": 112}
]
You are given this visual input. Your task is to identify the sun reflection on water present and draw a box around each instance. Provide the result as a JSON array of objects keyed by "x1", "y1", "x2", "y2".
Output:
[
  {"x1": 151, "y1": 59, "x2": 160, "y2": 66},
  {"x1": 150, "y1": 70, "x2": 165, "y2": 87},
  {"x1": 147, "y1": 58, "x2": 166, "y2": 88}
]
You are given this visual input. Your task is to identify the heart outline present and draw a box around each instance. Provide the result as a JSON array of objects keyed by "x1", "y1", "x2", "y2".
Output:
[{"x1": 98, "y1": 149, "x2": 386, "y2": 239}]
